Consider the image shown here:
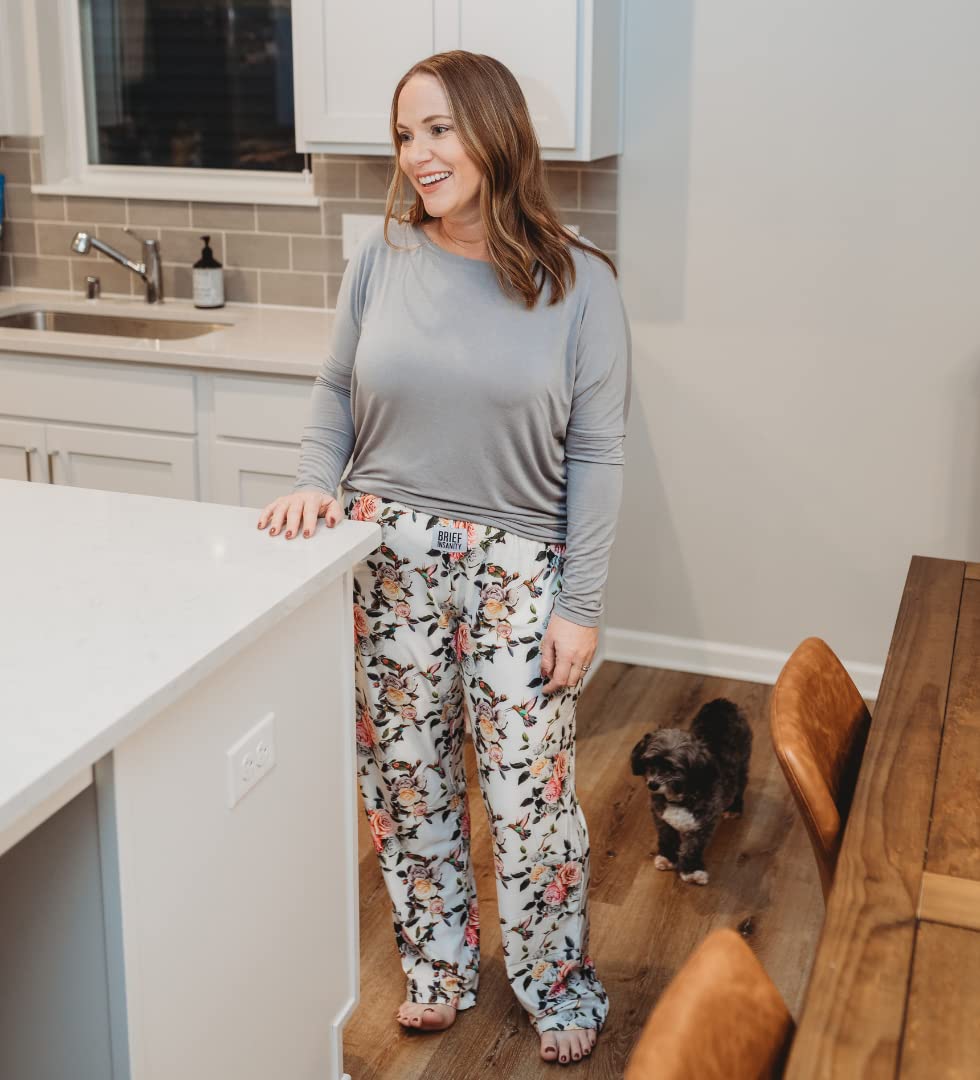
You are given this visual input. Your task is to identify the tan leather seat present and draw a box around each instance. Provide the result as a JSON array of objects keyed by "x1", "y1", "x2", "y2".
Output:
[
  {"x1": 625, "y1": 929, "x2": 794, "y2": 1080},
  {"x1": 770, "y1": 637, "x2": 872, "y2": 898}
]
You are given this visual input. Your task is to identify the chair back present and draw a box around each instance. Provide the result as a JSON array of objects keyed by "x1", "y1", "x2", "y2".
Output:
[
  {"x1": 625, "y1": 929, "x2": 794, "y2": 1079},
  {"x1": 770, "y1": 636, "x2": 872, "y2": 897}
]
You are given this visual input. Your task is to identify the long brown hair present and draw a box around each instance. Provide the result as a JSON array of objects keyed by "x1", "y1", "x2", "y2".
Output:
[{"x1": 382, "y1": 50, "x2": 617, "y2": 310}]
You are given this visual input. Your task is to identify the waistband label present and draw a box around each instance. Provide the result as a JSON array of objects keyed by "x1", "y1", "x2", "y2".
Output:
[{"x1": 430, "y1": 525, "x2": 468, "y2": 554}]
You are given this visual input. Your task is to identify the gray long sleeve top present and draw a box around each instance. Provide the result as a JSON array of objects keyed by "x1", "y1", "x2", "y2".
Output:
[{"x1": 294, "y1": 219, "x2": 631, "y2": 627}]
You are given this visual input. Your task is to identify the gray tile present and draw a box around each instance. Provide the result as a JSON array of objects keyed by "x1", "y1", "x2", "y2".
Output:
[
  {"x1": 584, "y1": 155, "x2": 619, "y2": 171},
  {"x1": 314, "y1": 160, "x2": 356, "y2": 198},
  {"x1": 259, "y1": 270, "x2": 325, "y2": 307},
  {"x1": 6, "y1": 184, "x2": 65, "y2": 221},
  {"x1": 256, "y1": 204, "x2": 323, "y2": 235},
  {"x1": 292, "y1": 235, "x2": 344, "y2": 273},
  {"x1": 191, "y1": 202, "x2": 257, "y2": 230},
  {"x1": 128, "y1": 199, "x2": 191, "y2": 227},
  {"x1": 358, "y1": 161, "x2": 395, "y2": 200},
  {"x1": 70, "y1": 256, "x2": 137, "y2": 297},
  {"x1": 65, "y1": 196, "x2": 127, "y2": 224},
  {"x1": 0, "y1": 150, "x2": 32, "y2": 184},
  {"x1": 30, "y1": 151, "x2": 43, "y2": 185},
  {"x1": 37, "y1": 222, "x2": 89, "y2": 256},
  {"x1": 580, "y1": 170, "x2": 618, "y2": 212},
  {"x1": 0, "y1": 255, "x2": 12, "y2": 287},
  {"x1": 162, "y1": 264, "x2": 194, "y2": 300},
  {"x1": 98, "y1": 224, "x2": 159, "y2": 253},
  {"x1": 12, "y1": 255, "x2": 71, "y2": 290},
  {"x1": 160, "y1": 229, "x2": 224, "y2": 266},
  {"x1": 545, "y1": 169, "x2": 579, "y2": 209},
  {"x1": 322, "y1": 198, "x2": 387, "y2": 236},
  {"x1": 225, "y1": 232, "x2": 290, "y2": 269},
  {"x1": 0, "y1": 136, "x2": 40, "y2": 151},
  {"x1": 561, "y1": 210, "x2": 617, "y2": 252},
  {"x1": 2, "y1": 220, "x2": 36, "y2": 254},
  {"x1": 224, "y1": 268, "x2": 259, "y2": 304}
]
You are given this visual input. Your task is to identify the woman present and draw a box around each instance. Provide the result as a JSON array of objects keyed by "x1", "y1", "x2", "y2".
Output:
[{"x1": 257, "y1": 50, "x2": 631, "y2": 1067}]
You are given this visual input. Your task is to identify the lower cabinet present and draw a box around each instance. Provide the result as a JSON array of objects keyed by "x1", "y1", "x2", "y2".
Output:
[
  {"x1": 0, "y1": 355, "x2": 314, "y2": 508},
  {"x1": 46, "y1": 424, "x2": 198, "y2": 500},
  {"x1": 210, "y1": 440, "x2": 301, "y2": 509},
  {"x1": 0, "y1": 418, "x2": 47, "y2": 482}
]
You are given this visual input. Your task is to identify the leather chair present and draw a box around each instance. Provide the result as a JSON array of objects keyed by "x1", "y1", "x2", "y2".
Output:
[
  {"x1": 770, "y1": 637, "x2": 872, "y2": 898},
  {"x1": 625, "y1": 929, "x2": 794, "y2": 1080}
]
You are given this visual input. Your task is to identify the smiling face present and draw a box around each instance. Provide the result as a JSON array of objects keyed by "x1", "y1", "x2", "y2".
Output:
[{"x1": 395, "y1": 73, "x2": 482, "y2": 222}]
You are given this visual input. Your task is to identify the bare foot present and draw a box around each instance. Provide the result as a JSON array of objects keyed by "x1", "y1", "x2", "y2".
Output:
[
  {"x1": 395, "y1": 1001, "x2": 457, "y2": 1031},
  {"x1": 540, "y1": 1026, "x2": 598, "y2": 1064}
]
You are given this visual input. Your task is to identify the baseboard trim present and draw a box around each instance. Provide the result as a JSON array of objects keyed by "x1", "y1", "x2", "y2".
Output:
[{"x1": 602, "y1": 627, "x2": 882, "y2": 700}]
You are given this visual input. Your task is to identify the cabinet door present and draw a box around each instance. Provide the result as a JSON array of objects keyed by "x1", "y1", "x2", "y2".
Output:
[
  {"x1": 293, "y1": 0, "x2": 435, "y2": 148},
  {"x1": 0, "y1": 419, "x2": 48, "y2": 483},
  {"x1": 45, "y1": 425, "x2": 198, "y2": 500},
  {"x1": 456, "y1": 0, "x2": 578, "y2": 149},
  {"x1": 210, "y1": 441, "x2": 302, "y2": 510}
]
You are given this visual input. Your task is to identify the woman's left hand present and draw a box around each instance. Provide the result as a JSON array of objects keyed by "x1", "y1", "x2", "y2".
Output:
[{"x1": 540, "y1": 614, "x2": 599, "y2": 695}]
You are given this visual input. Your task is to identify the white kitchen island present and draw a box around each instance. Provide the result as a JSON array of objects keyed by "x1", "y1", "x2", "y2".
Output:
[{"x1": 0, "y1": 479, "x2": 380, "y2": 1080}]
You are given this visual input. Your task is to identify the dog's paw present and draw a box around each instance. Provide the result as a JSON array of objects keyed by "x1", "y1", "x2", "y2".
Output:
[
  {"x1": 722, "y1": 809, "x2": 742, "y2": 820},
  {"x1": 680, "y1": 869, "x2": 709, "y2": 886},
  {"x1": 653, "y1": 855, "x2": 676, "y2": 871}
]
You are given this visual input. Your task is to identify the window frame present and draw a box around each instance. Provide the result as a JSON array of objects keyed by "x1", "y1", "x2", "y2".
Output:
[{"x1": 32, "y1": 0, "x2": 316, "y2": 206}]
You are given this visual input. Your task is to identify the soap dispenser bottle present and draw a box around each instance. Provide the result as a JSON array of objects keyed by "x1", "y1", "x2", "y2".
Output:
[{"x1": 193, "y1": 235, "x2": 224, "y2": 308}]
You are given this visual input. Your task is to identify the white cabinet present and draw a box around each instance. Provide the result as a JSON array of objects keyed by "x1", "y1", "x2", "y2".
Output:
[
  {"x1": 293, "y1": 0, "x2": 623, "y2": 161},
  {"x1": 0, "y1": 357, "x2": 313, "y2": 508},
  {"x1": 292, "y1": 1, "x2": 435, "y2": 147},
  {"x1": 46, "y1": 424, "x2": 198, "y2": 500},
  {"x1": 208, "y1": 372, "x2": 310, "y2": 509},
  {"x1": 0, "y1": 0, "x2": 36, "y2": 137},
  {"x1": 0, "y1": 419, "x2": 47, "y2": 482},
  {"x1": 210, "y1": 441, "x2": 301, "y2": 509},
  {"x1": 0, "y1": 353, "x2": 199, "y2": 498}
]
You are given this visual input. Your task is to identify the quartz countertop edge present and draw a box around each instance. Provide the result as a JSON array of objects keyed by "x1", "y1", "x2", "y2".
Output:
[
  {"x1": 0, "y1": 288, "x2": 335, "y2": 378},
  {"x1": 0, "y1": 479, "x2": 380, "y2": 836}
]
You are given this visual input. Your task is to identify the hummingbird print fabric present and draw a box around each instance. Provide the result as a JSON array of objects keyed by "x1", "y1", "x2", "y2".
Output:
[{"x1": 344, "y1": 488, "x2": 609, "y2": 1035}]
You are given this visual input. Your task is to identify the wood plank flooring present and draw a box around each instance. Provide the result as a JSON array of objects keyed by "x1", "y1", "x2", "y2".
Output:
[{"x1": 344, "y1": 662, "x2": 827, "y2": 1079}]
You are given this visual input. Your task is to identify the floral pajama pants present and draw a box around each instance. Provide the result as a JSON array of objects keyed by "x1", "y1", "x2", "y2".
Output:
[{"x1": 343, "y1": 488, "x2": 609, "y2": 1035}]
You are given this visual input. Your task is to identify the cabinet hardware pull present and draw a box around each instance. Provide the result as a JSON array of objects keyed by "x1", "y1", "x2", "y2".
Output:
[
  {"x1": 25, "y1": 449, "x2": 32, "y2": 482},
  {"x1": 48, "y1": 451, "x2": 57, "y2": 483}
]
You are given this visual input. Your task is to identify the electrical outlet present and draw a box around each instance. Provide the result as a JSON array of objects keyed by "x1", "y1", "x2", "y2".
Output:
[{"x1": 226, "y1": 712, "x2": 277, "y2": 809}]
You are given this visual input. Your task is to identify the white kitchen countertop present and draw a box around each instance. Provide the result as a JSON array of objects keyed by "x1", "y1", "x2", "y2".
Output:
[
  {"x1": 0, "y1": 288, "x2": 336, "y2": 378},
  {"x1": 0, "y1": 479, "x2": 380, "y2": 837}
]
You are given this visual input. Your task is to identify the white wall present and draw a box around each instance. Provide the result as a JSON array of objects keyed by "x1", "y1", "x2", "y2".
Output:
[{"x1": 606, "y1": 0, "x2": 980, "y2": 692}]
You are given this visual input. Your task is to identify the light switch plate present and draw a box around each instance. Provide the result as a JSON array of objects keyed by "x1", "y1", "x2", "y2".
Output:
[{"x1": 342, "y1": 213, "x2": 385, "y2": 259}]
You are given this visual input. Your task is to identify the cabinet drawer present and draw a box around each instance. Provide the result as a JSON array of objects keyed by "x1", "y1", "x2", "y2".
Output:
[
  {"x1": 0, "y1": 354, "x2": 196, "y2": 434},
  {"x1": 212, "y1": 374, "x2": 313, "y2": 445}
]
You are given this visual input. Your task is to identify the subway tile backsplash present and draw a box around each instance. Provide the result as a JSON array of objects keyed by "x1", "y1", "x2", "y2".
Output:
[{"x1": 0, "y1": 137, "x2": 618, "y2": 310}]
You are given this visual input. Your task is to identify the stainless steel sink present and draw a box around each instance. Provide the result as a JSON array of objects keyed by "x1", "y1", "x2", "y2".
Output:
[{"x1": 0, "y1": 309, "x2": 229, "y2": 339}]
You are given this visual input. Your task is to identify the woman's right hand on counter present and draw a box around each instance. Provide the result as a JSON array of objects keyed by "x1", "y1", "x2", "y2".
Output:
[{"x1": 256, "y1": 489, "x2": 342, "y2": 539}]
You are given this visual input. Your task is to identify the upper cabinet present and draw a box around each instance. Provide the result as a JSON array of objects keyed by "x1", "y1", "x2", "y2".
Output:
[
  {"x1": 0, "y1": 0, "x2": 37, "y2": 137},
  {"x1": 292, "y1": 0, "x2": 623, "y2": 161}
]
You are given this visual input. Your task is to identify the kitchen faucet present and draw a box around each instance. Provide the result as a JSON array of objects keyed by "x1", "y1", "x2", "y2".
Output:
[{"x1": 70, "y1": 227, "x2": 164, "y2": 303}]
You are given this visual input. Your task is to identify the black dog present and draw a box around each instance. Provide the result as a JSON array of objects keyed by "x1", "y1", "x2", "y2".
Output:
[{"x1": 630, "y1": 698, "x2": 752, "y2": 885}]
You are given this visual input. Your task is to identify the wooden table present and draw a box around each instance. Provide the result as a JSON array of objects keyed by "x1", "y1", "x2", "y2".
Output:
[{"x1": 787, "y1": 556, "x2": 980, "y2": 1079}]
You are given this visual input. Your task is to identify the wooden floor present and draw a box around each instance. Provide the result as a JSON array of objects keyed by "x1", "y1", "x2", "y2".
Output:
[{"x1": 344, "y1": 662, "x2": 827, "y2": 1078}]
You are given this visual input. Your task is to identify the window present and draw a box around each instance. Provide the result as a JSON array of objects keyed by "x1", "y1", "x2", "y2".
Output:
[
  {"x1": 79, "y1": 0, "x2": 302, "y2": 173},
  {"x1": 34, "y1": 0, "x2": 314, "y2": 204}
]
